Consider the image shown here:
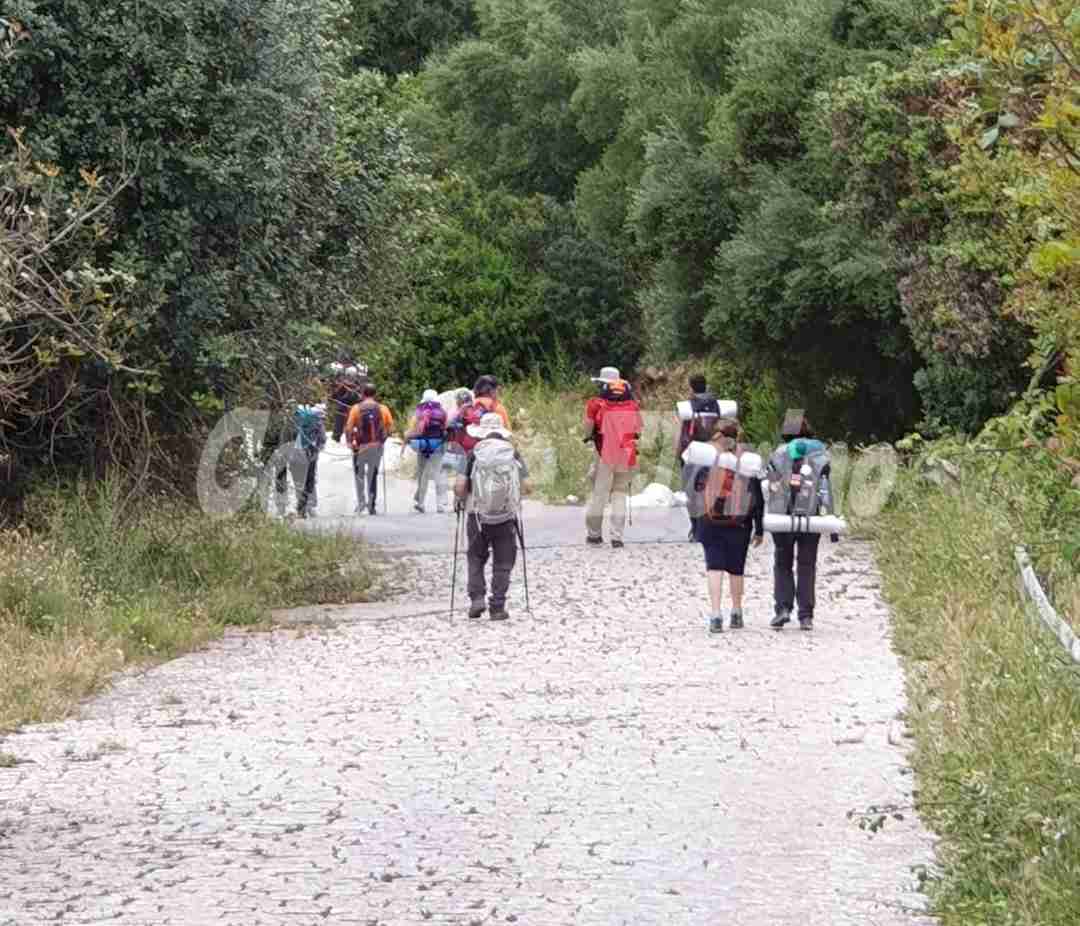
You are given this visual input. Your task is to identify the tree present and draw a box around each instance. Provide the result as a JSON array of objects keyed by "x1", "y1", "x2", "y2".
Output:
[
  {"x1": 340, "y1": 0, "x2": 476, "y2": 76},
  {"x1": 1, "y1": 0, "x2": 410, "y2": 481}
]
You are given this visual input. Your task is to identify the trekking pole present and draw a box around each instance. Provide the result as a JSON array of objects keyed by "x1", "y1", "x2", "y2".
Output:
[
  {"x1": 450, "y1": 506, "x2": 462, "y2": 620},
  {"x1": 383, "y1": 461, "x2": 388, "y2": 515},
  {"x1": 628, "y1": 474, "x2": 634, "y2": 528},
  {"x1": 516, "y1": 515, "x2": 531, "y2": 614}
]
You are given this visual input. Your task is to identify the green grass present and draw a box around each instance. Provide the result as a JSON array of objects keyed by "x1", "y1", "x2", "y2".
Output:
[
  {"x1": 0, "y1": 477, "x2": 376, "y2": 731},
  {"x1": 501, "y1": 377, "x2": 597, "y2": 502},
  {"x1": 877, "y1": 465, "x2": 1080, "y2": 925}
]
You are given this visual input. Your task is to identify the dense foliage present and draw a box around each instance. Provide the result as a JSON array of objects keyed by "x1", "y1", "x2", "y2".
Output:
[
  {"x1": 0, "y1": 0, "x2": 412, "y2": 492},
  {"x1": 2, "y1": 0, "x2": 1077, "y2": 470},
  {"x1": 390, "y1": 0, "x2": 1075, "y2": 445}
]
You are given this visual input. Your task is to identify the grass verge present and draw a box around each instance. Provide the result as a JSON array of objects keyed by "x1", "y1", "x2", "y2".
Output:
[
  {"x1": 877, "y1": 465, "x2": 1080, "y2": 925},
  {"x1": 0, "y1": 478, "x2": 375, "y2": 732}
]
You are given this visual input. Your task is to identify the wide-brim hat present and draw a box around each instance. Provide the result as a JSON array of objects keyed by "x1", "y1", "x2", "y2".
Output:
[
  {"x1": 466, "y1": 412, "x2": 511, "y2": 440},
  {"x1": 590, "y1": 366, "x2": 621, "y2": 384},
  {"x1": 421, "y1": 389, "x2": 439, "y2": 402}
]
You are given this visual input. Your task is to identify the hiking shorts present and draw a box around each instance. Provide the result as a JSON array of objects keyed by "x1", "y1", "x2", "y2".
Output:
[{"x1": 700, "y1": 524, "x2": 753, "y2": 576}]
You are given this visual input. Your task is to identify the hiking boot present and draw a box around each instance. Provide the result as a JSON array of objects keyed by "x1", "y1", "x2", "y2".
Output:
[
  {"x1": 489, "y1": 607, "x2": 510, "y2": 621},
  {"x1": 586, "y1": 536, "x2": 604, "y2": 546},
  {"x1": 467, "y1": 601, "x2": 485, "y2": 620},
  {"x1": 729, "y1": 609, "x2": 744, "y2": 630},
  {"x1": 770, "y1": 609, "x2": 792, "y2": 630},
  {"x1": 611, "y1": 539, "x2": 624, "y2": 549},
  {"x1": 413, "y1": 503, "x2": 425, "y2": 514},
  {"x1": 708, "y1": 616, "x2": 724, "y2": 634},
  {"x1": 687, "y1": 525, "x2": 696, "y2": 542},
  {"x1": 799, "y1": 616, "x2": 814, "y2": 631},
  {"x1": 369, "y1": 504, "x2": 377, "y2": 516}
]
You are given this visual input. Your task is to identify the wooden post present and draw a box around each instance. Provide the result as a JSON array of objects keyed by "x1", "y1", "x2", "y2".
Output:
[{"x1": 1015, "y1": 546, "x2": 1080, "y2": 665}]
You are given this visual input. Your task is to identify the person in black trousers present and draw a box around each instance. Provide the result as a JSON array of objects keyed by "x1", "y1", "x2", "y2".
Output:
[{"x1": 769, "y1": 412, "x2": 831, "y2": 631}]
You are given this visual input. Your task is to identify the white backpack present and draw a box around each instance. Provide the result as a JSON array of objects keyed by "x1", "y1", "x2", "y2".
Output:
[{"x1": 471, "y1": 438, "x2": 521, "y2": 525}]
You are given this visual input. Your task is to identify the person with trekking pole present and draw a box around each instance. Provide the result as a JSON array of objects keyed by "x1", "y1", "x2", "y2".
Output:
[
  {"x1": 453, "y1": 412, "x2": 532, "y2": 621},
  {"x1": 583, "y1": 367, "x2": 642, "y2": 550},
  {"x1": 344, "y1": 384, "x2": 395, "y2": 515}
]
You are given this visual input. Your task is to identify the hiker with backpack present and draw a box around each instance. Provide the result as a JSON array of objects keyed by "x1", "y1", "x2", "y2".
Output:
[
  {"x1": 291, "y1": 403, "x2": 327, "y2": 518},
  {"x1": 405, "y1": 389, "x2": 450, "y2": 514},
  {"x1": 765, "y1": 411, "x2": 837, "y2": 632},
  {"x1": 584, "y1": 366, "x2": 642, "y2": 549},
  {"x1": 688, "y1": 419, "x2": 765, "y2": 633},
  {"x1": 471, "y1": 374, "x2": 511, "y2": 427},
  {"x1": 453, "y1": 412, "x2": 531, "y2": 621},
  {"x1": 677, "y1": 373, "x2": 725, "y2": 541},
  {"x1": 345, "y1": 384, "x2": 395, "y2": 515},
  {"x1": 329, "y1": 364, "x2": 367, "y2": 443},
  {"x1": 444, "y1": 389, "x2": 477, "y2": 476}
]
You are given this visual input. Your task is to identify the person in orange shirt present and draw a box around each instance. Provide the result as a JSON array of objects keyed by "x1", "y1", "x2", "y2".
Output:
[
  {"x1": 472, "y1": 375, "x2": 511, "y2": 428},
  {"x1": 344, "y1": 384, "x2": 395, "y2": 515}
]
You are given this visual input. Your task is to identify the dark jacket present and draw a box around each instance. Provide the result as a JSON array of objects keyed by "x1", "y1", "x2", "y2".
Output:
[{"x1": 329, "y1": 381, "x2": 363, "y2": 441}]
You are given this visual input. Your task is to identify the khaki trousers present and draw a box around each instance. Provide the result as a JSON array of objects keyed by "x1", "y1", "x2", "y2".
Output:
[{"x1": 586, "y1": 462, "x2": 633, "y2": 542}]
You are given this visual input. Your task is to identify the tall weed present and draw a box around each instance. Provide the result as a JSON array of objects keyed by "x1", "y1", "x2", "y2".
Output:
[
  {"x1": 1, "y1": 479, "x2": 375, "y2": 731},
  {"x1": 878, "y1": 460, "x2": 1080, "y2": 925}
]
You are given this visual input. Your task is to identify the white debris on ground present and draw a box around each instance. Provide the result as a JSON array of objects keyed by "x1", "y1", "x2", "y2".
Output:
[{"x1": 629, "y1": 482, "x2": 688, "y2": 509}]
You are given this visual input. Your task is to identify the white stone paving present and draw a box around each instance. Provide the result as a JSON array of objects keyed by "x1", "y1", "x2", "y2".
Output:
[{"x1": 0, "y1": 508, "x2": 934, "y2": 925}]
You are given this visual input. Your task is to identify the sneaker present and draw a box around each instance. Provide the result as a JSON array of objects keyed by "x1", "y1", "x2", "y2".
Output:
[
  {"x1": 413, "y1": 503, "x2": 425, "y2": 514},
  {"x1": 799, "y1": 617, "x2": 814, "y2": 631},
  {"x1": 729, "y1": 609, "x2": 744, "y2": 630},
  {"x1": 369, "y1": 505, "x2": 377, "y2": 516},
  {"x1": 687, "y1": 526, "x2": 696, "y2": 542},
  {"x1": 709, "y1": 616, "x2": 724, "y2": 634},
  {"x1": 611, "y1": 539, "x2": 625, "y2": 549},
  {"x1": 586, "y1": 536, "x2": 604, "y2": 546},
  {"x1": 467, "y1": 601, "x2": 485, "y2": 620},
  {"x1": 770, "y1": 610, "x2": 791, "y2": 630},
  {"x1": 489, "y1": 607, "x2": 510, "y2": 621}
]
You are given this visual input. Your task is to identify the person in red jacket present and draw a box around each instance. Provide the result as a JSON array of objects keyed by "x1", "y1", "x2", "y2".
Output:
[{"x1": 584, "y1": 366, "x2": 642, "y2": 549}]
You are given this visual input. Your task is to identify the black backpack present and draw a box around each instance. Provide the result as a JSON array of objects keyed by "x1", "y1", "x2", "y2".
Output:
[
  {"x1": 689, "y1": 394, "x2": 722, "y2": 442},
  {"x1": 351, "y1": 402, "x2": 385, "y2": 448}
]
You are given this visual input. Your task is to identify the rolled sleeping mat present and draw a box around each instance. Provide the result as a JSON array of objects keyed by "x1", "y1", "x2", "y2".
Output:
[
  {"x1": 682, "y1": 441, "x2": 716, "y2": 467},
  {"x1": 738, "y1": 452, "x2": 763, "y2": 477},
  {"x1": 763, "y1": 513, "x2": 848, "y2": 535},
  {"x1": 681, "y1": 444, "x2": 763, "y2": 476},
  {"x1": 676, "y1": 399, "x2": 738, "y2": 422}
]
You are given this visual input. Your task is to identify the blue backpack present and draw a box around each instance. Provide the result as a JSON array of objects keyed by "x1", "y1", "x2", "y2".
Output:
[{"x1": 295, "y1": 405, "x2": 326, "y2": 452}]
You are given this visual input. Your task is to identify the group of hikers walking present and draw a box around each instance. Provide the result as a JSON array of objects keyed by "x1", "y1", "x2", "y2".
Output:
[{"x1": 276, "y1": 364, "x2": 840, "y2": 631}]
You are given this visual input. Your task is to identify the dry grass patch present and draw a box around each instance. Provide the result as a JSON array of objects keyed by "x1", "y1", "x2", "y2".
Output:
[{"x1": 0, "y1": 480, "x2": 377, "y2": 732}]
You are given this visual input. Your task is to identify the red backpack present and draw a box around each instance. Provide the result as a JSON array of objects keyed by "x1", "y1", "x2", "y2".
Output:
[
  {"x1": 594, "y1": 396, "x2": 642, "y2": 469},
  {"x1": 452, "y1": 403, "x2": 485, "y2": 452},
  {"x1": 703, "y1": 451, "x2": 752, "y2": 527}
]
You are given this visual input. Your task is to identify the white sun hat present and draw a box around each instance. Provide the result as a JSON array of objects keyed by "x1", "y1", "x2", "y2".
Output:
[
  {"x1": 421, "y1": 389, "x2": 439, "y2": 402},
  {"x1": 591, "y1": 366, "x2": 621, "y2": 384},
  {"x1": 466, "y1": 412, "x2": 511, "y2": 440}
]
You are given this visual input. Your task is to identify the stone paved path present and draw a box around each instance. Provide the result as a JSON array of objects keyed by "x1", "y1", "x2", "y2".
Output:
[{"x1": 0, "y1": 491, "x2": 934, "y2": 925}]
